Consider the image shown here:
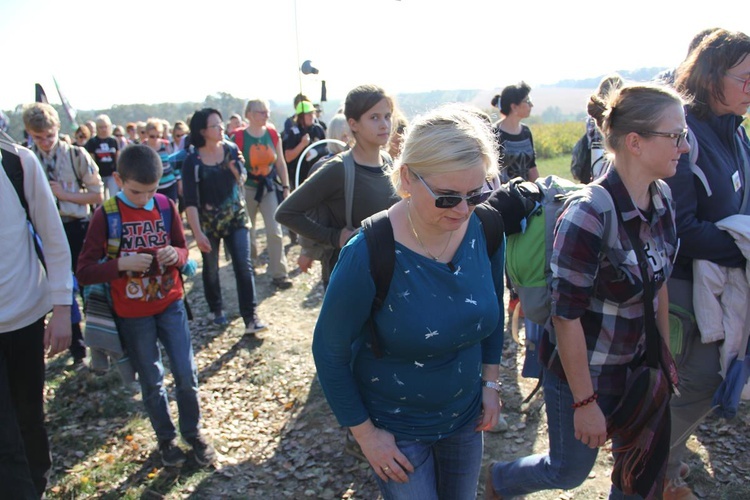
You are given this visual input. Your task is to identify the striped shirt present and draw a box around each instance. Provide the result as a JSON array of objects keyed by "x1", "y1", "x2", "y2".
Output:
[{"x1": 547, "y1": 169, "x2": 677, "y2": 395}]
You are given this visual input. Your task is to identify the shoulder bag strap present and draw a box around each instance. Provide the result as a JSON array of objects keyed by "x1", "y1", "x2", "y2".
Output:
[
  {"x1": 342, "y1": 151, "x2": 355, "y2": 230},
  {"x1": 603, "y1": 180, "x2": 660, "y2": 368}
]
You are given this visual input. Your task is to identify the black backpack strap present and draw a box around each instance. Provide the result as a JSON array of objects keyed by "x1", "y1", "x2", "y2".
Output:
[
  {"x1": 2, "y1": 146, "x2": 29, "y2": 216},
  {"x1": 2, "y1": 145, "x2": 46, "y2": 269},
  {"x1": 361, "y1": 209, "x2": 395, "y2": 359},
  {"x1": 474, "y1": 203, "x2": 505, "y2": 258}
]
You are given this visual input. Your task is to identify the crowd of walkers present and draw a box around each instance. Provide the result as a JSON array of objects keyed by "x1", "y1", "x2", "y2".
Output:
[{"x1": 1, "y1": 26, "x2": 749, "y2": 500}]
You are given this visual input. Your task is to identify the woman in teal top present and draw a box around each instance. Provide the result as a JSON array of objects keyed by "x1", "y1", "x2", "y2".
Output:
[{"x1": 313, "y1": 105, "x2": 505, "y2": 499}]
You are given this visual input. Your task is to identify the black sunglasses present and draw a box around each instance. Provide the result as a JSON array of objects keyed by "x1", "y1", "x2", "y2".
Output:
[{"x1": 412, "y1": 170, "x2": 492, "y2": 208}]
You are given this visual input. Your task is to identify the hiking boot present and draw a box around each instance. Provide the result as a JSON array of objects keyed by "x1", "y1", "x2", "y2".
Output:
[
  {"x1": 272, "y1": 276, "x2": 293, "y2": 290},
  {"x1": 244, "y1": 315, "x2": 268, "y2": 335},
  {"x1": 158, "y1": 439, "x2": 187, "y2": 467},
  {"x1": 663, "y1": 477, "x2": 697, "y2": 500},
  {"x1": 210, "y1": 311, "x2": 229, "y2": 326},
  {"x1": 187, "y1": 434, "x2": 216, "y2": 467}
]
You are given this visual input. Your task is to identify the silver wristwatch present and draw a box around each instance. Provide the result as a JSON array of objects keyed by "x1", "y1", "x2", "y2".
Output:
[{"x1": 482, "y1": 380, "x2": 502, "y2": 392}]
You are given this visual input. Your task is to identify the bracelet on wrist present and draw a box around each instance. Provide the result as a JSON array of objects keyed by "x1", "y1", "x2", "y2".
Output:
[
  {"x1": 482, "y1": 380, "x2": 502, "y2": 392},
  {"x1": 571, "y1": 393, "x2": 598, "y2": 409},
  {"x1": 282, "y1": 185, "x2": 290, "y2": 189}
]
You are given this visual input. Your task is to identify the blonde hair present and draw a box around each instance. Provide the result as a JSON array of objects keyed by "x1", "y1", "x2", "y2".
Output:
[
  {"x1": 22, "y1": 103, "x2": 60, "y2": 132},
  {"x1": 145, "y1": 118, "x2": 164, "y2": 134},
  {"x1": 587, "y1": 83, "x2": 687, "y2": 153},
  {"x1": 245, "y1": 98, "x2": 270, "y2": 117},
  {"x1": 387, "y1": 104, "x2": 498, "y2": 197},
  {"x1": 325, "y1": 114, "x2": 351, "y2": 154}
]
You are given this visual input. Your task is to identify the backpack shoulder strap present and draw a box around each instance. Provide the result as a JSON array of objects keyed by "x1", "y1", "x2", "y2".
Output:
[
  {"x1": 1, "y1": 143, "x2": 29, "y2": 216},
  {"x1": 153, "y1": 193, "x2": 173, "y2": 237},
  {"x1": 102, "y1": 197, "x2": 122, "y2": 260},
  {"x1": 473, "y1": 203, "x2": 504, "y2": 258},
  {"x1": 362, "y1": 209, "x2": 395, "y2": 358},
  {"x1": 342, "y1": 151, "x2": 356, "y2": 230},
  {"x1": 686, "y1": 126, "x2": 711, "y2": 197},
  {"x1": 68, "y1": 145, "x2": 86, "y2": 189},
  {"x1": 268, "y1": 126, "x2": 279, "y2": 148}
]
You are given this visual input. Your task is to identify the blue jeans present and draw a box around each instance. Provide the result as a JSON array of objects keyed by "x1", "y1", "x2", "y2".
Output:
[
  {"x1": 489, "y1": 369, "x2": 641, "y2": 499},
  {"x1": 201, "y1": 227, "x2": 257, "y2": 324},
  {"x1": 116, "y1": 300, "x2": 200, "y2": 442},
  {"x1": 374, "y1": 421, "x2": 483, "y2": 500}
]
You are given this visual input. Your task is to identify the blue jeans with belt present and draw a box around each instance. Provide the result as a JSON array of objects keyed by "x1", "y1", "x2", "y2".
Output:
[
  {"x1": 374, "y1": 421, "x2": 483, "y2": 500},
  {"x1": 116, "y1": 300, "x2": 201, "y2": 442},
  {"x1": 489, "y1": 369, "x2": 641, "y2": 499}
]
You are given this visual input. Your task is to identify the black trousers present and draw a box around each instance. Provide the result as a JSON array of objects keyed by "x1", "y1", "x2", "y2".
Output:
[
  {"x1": 0, "y1": 318, "x2": 51, "y2": 498},
  {"x1": 63, "y1": 219, "x2": 88, "y2": 360}
]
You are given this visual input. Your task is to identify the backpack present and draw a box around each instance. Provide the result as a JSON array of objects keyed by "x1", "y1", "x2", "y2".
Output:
[
  {"x1": 361, "y1": 203, "x2": 505, "y2": 358},
  {"x1": 98, "y1": 194, "x2": 193, "y2": 320},
  {"x1": 570, "y1": 133, "x2": 606, "y2": 184},
  {"x1": 504, "y1": 175, "x2": 619, "y2": 326},
  {"x1": 230, "y1": 126, "x2": 279, "y2": 179},
  {"x1": 1, "y1": 139, "x2": 46, "y2": 268}
]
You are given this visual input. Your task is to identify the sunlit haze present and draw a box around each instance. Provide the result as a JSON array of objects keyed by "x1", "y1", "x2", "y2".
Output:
[{"x1": 1, "y1": 0, "x2": 745, "y2": 111}]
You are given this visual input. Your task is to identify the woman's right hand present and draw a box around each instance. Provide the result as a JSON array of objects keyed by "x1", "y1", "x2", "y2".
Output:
[
  {"x1": 195, "y1": 232, "x2": 212, "y2": 253},
  {"x1": 352, "y1": 424, "x2": 414, "y2": 483},
  {"x1": 573, "y1": 403, "x2": 607, "y2": 448}
]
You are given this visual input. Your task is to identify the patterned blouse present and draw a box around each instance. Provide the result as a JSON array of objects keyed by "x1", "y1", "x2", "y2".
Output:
[{"x1": 312, "y1": 214, "x2": 504, "y2": 441}]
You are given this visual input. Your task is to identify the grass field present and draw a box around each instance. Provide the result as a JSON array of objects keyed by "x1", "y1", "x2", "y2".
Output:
[{"x1": 537, "y1": 154, "x2": 574, "y2": 181}]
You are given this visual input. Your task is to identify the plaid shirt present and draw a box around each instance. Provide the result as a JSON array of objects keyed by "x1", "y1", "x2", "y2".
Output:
[{"x1": 547, "y1": 169, "x2": 677, "y2": 395}]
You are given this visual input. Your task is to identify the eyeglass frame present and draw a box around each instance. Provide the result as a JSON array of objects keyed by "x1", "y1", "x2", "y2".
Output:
[
  {"x1": 726, "y1": 72, "x2": 750, "y2": 94},
  {"x1": 410, "y1": 169, "x2": 492, "y2": 208},
  {"x1": 637, "y1": 129, "x2": 688, "y2": 148},
  {"x1": 207, "y1": 123, "x2": 225, "y2": 130}
]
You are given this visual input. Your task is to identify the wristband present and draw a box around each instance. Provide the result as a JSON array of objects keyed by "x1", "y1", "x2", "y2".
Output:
[
  {"x1": 482, "y1": 380, "x2": 502, "y2": 392},
  {"x1": 572, "y1": 393, "x2": 598, "y2": 409},
  {"x1": 282, "y1": 185, "x2": 290, "y2": 189}
]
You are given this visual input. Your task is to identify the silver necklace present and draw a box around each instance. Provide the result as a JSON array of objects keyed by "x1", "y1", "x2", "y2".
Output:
[{"x1": 406, "y1": 200, "x2": 453, "y2": 261}]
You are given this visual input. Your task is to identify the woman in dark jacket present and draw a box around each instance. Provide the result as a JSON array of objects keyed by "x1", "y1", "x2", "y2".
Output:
[{"x1": 663, "y1": 28, "x2": 750, "y2": 499}]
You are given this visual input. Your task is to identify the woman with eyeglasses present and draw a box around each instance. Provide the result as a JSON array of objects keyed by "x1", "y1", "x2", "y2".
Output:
[
  {"x1": 662, "y1": 28, "x2": 750, "y2": 500},
  {"x1": 182, "y1": 108, "x2": 266, "y2": 334},
  {"x1": 312, "y1": 105, "x2": 504, "y2": 499},
  {"x1": 487, "y1": 83, "x2": 685, "y2": 500},
  {"x1": 231, "y1": 99, "x2": 293, "y2": 290},
  {"x1": 74, "y1": 125, "x2": 91, "y2": 147},
  {"x1": 143, "y1": 118, "x2": 178, "y2": 202}
]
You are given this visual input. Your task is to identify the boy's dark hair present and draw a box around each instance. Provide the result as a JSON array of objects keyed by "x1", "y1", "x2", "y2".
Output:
[{"x1": 117, "y1": 144, "x2": 163, "y2": 184}]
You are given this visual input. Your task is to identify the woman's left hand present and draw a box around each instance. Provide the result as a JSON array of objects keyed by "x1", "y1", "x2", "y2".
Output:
[{"x1": 476, "y1": 386, "x2": 502, "y2": 431}]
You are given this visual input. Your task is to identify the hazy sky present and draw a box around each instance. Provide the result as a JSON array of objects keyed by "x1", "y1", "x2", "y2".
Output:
[{"x1": 1, "y1": 0, "x2": 746, "y2": 111}]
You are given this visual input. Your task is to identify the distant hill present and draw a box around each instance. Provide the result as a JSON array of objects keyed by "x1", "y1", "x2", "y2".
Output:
[{"x1": 545, "y1": 67, "x2": 669, "y2": 89}]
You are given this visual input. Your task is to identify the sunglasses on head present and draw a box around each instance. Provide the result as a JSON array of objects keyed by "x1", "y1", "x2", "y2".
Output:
[{"x1": 411, "y1": 170, "x2": 492, "y2": 208}]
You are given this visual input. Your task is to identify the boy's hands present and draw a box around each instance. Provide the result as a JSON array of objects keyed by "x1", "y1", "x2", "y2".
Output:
[
  {"x1": 118, "y1": 253, "x2": 155, "y2": 273},
  {"x1": 156, "y1": 246, "x2": 179, "y2": 267}
]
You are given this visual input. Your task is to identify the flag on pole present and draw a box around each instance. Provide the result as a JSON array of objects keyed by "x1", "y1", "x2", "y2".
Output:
[
  {"x1": 35, "y1": 83, "x2": 48, "y2": 103},
  {"x1": 53, "y1": 76, "x2": 78, "y2": 125}
]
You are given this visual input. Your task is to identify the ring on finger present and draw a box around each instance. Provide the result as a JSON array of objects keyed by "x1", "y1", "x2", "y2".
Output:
[{"x1": 382, "y1": 465, "x2": 391, "y2": 473}]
